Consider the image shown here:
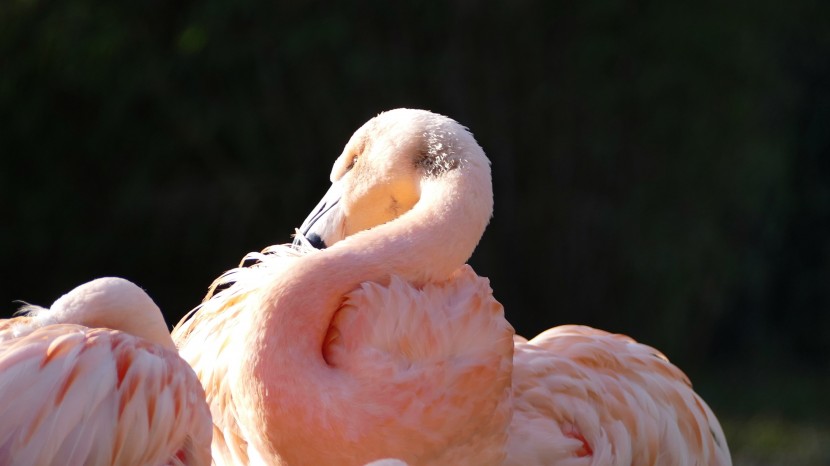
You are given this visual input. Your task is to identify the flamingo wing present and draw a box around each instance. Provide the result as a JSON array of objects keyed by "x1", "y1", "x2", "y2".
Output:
[
  {"x1": 506, "y1": 325, "x2": 731, "y2": 466},
  {"x1": 321, "y1": 265, "x2": 515, "y2": 465},
  {"x1": 0, "y1": 324, "x2": 211, "y2": 466}
]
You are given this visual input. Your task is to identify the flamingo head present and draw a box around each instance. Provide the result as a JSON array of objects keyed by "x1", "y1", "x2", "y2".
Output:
[{"x1": 297, "y1": 108, "x2": 491, "y2": 249}]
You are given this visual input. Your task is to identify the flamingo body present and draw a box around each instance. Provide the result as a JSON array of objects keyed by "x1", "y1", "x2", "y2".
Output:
[
  {"x1": 175, "y1": 109, "x2": 730, "y2": 465},
  {"x1": 0, "y1": 278, "x2": 211, "y2": 466},
  {"x1": 175, "y1": 250, "x2": 514, "y2": 465}
]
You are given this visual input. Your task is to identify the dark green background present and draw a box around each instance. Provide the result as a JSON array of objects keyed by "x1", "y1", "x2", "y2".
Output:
[{"x1": 3, "y1": 1, "x2": 828, "y2": 462}]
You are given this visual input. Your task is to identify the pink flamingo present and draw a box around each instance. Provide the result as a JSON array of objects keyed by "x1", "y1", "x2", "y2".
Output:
[
  {"x1": 0, "y1": 277, "x2": 212, "y2": 465},
  {"x1": 174, "y1": 109, "x2": 731, "y2": 465}
]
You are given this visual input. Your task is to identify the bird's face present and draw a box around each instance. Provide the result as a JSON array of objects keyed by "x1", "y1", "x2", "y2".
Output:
[{"x1": 298, "y1": 110, "x2": 430, "y2": 249}]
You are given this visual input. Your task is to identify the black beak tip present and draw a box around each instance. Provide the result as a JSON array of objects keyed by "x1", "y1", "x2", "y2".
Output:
[{"x1": 307, "y1": 233, "x2": 327, "y2": 249}]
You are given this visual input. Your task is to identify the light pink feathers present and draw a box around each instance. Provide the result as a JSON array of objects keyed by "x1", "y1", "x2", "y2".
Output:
[
  {"x1": 0, "y1": 278, "x2": 211, "y2": 465},
  {"x1": 174, "y1": 109, "x2": 731, "y2": 465},
  {"x1": 507, "y1": 326, "x2": 730, "y2": 465},
  {"x1": 174, "y1": 249, "x2": 515, "y2": 465}
]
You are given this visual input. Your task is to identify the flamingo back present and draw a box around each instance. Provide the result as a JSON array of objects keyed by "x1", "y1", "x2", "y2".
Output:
[{"x1": 506, "y1": 325, "x2": 731, "y2": 466}]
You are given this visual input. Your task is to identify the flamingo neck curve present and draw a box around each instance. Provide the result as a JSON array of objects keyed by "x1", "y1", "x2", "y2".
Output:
[
  {"x1": 257, "y1": 142, "x2": 491, "y2": 363},
  {"x1": 239, "y1": 140, "x2": 493, "y2": 460}
]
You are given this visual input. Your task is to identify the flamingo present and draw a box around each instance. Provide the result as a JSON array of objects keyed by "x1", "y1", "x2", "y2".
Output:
[
  {"x1": 0, "y1": 277, "x2": 212, "y2": 465},
  {"x1": 173, "y1": 108, "x2": 731, "y2": 465}
]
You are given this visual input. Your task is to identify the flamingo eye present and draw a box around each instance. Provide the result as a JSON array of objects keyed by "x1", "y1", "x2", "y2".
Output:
[{"x1": 346, "y1": 155, "x2": 358, "y2": 171}]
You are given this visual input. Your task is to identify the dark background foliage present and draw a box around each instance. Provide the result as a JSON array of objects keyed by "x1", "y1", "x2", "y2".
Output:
[{"x1": 2, "y1": 1, "x2": 828, "y2": 462}]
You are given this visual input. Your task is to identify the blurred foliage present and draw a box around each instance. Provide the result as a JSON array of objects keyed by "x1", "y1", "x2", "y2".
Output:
[
  {"x1": 724, "y1": 416, "x2": 830, "y2": 465},
  {"x1": 2, "y1": 0, "x2": 829, "y2": 460}
]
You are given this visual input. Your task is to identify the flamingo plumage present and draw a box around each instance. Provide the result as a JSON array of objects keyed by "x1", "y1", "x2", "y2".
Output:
[
  {"x1": 0, "y1": 277, "x2": 212, "y2": 465},
  {"x1": 174, "y1": 108, "x2": 731, "y2": 465}
]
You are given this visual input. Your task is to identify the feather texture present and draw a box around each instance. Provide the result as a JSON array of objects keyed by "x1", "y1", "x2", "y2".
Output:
[
  {"x1": 0, "y1": 278, "x2": 211, "y2": 466},
  {"x1": 174, "y1": 109, "x2": 731, "y2": 465},
  {"x1": 506, "y1": 326, "x2": 730, "y2": 465},
  {"x1": 174, "y1": 248, "x2": 514, "y2": 465}
]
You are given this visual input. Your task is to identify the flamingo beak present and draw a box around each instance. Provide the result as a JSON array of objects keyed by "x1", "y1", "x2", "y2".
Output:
[{"x1": 295, "y1": 180, "x2": 345, "y2": 249}]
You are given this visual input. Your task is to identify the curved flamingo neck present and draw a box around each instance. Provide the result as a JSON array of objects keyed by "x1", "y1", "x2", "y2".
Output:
[
  {"x1": 257, "y1": 153, "x2": 491, "y2": 362},
  {"x1": 242, "y1": 153, "x2": 493, "y2": 459}
]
